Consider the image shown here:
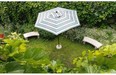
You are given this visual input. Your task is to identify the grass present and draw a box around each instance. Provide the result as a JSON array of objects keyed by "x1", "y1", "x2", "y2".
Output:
[{"x1": 27, "y1": 36, "x2": 94, "y2": 67}]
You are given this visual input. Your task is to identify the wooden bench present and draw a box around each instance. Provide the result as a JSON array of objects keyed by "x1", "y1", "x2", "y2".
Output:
[
  {"x1": 83, "y1": 37, "x2": 103, "y2": 49},
  {"x1": 23, "y1": 32, "x2": 39, "y2": 40}
]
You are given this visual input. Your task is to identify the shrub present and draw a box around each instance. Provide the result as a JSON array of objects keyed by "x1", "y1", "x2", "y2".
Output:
[
  {"x1": 0, "y1": 32, "x2": 28, "y2": 61},
  {"x1": 18, "y1": 24, "x2": 37, "y2": 33},
  {"x1": 38, "y1": 29, "x2": 56, "y2": 40},
  {"x1": 0, "y1": 32, "x2": 51, "y2": 73},
  {"x1": 0, "y1": 25, "x2": 4, "y2": 33},
  {"x1": 46, "y1": 60, "x2": 68, "y2": 73},
  {"x1": 0, "y1": 63, "x2": 6, "y2": 73},
  {"x1": 64, "y1": 27, "x2": 86, "y2": 42},
  {"x1": 64, "y1": 27, "x2": 116, "y2": 45},
  {"x1": 72, "y1": 43, "x2": 116, "y2": 73},
  {"x1": 0, "y1": 2, "x2": 116, "y2": 32}
]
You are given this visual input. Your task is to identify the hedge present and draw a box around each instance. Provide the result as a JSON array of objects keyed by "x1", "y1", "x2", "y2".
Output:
[{"x1": 0, "y1": 2, "x2": 116, "y2": 32}]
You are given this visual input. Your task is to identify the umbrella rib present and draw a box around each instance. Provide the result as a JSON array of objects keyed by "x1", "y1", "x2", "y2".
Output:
[{"x1": 75, "y1": 11, "x2": 80, "y2": 25}]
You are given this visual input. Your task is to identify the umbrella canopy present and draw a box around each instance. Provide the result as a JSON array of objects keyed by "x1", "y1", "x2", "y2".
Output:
[{"x1": 35, "y1": 7, "x2": 80, "y2": 35}]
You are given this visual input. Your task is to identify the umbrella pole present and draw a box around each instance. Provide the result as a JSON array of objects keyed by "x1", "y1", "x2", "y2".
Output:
[
  {"x1": 58, "y1": 35, "x2": 60, "y2": 45},
  {"x1": 56, "y1": 35, "x2": 62, "y2": 49}
]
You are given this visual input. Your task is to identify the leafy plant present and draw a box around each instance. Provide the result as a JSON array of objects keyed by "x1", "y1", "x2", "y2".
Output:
[
  {"x1": 14, "y1": 47, "x2": 50, "y2": 73},
  {"x1": 85, "y1": 65, "x2": 101, "y2": 73},
  {"x1": 5, "y1": 61, "x2": 24, "y2": 73},
  {"x1": 0, "y1": 32, "x2": 28, "y2": 61},
  {"x1": 46, "y1": 60, "x2": 67, "y2": 73},
  {"x1": 73, "y1": 43, "x2": 116, "y2": 73},
  {"x1": 0, "y1": 63, "x2": 6, "y2": 73}
]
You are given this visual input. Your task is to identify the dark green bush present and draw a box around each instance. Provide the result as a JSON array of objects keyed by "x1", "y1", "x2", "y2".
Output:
[
  {"x1": 0, "y1": 25, "x2": 4, "y2": 33},
  {"x1": 64, "y1": 27, "x2": 85, "y2": 42},
  {"x1": 0, "y1": 2, "x2": 116, "y2": 32},
  {"x1": 38, "y1": 29, "x2": 56, "y2": 40},
  {"x1": 18, "y1": 24, "x2": 37, "y2": 33}
]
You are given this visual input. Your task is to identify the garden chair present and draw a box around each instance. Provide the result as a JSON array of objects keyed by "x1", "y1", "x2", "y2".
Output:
[{"x1": 83, "y1": 36, "x2": 103, "y2": 49}]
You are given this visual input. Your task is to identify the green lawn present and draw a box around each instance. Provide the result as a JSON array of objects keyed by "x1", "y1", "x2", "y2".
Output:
[{"x1": 27, "y1": 36, "x2": 94, "y2": 67}]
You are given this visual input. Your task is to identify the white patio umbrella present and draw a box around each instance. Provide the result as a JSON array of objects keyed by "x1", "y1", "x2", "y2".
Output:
[{"x1": 35, "y1": 7, "x2": 80, "y2": 49}]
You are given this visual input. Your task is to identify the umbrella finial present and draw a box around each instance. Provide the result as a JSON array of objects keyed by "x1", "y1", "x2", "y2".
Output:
[
  {"x1": 51, "y1": 10, "x2": 62, "y2": 18},
  {"x1": 56, "y1": 11, "x2": 58, "y2": 13}
]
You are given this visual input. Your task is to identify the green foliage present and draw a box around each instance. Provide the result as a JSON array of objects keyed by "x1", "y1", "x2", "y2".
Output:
[
  {"x1": 0, "y1": 63, "x2": 6, "y2": 73},
  {"x1": 85, "y1": 65, "x2": 101, "y2": 73},
  {"x1": 4, "y1": 32, "x2": 27, "y2": 57},
  {"x1": 0, "y1": 2, "x2": 116, "y2": 33},
  {"x1": 0, "y1": 32, "x2": 116, "y2": 73},
  {"x1": 64, "y1": 27, "x2": 116, "y2": 45},
  {"x1": 0, "y1": 34, "x2": 93, "y2": 73},
  {"x1": 99, "y1": 44, "x2": 116, "y2": 56},
  {"x1": 0, "y1": 25, "x2": 4, "y2": 33},
  {"x1": 17, "y1": 48, "x2": 67, "y2": 73},
  {"x1": 18, "y1": 24, "x2": 37, "y2": 33},
  {"x1": 18, "y1": 48, "x2": 50, "y2": 65},
  {"x1": 2, "y1": 47, "x2": 51, "y2": 73},
  {"x1": 0, "y1": 32, "x2": 27, "y2": 61},
  {"x1": 64, "y1": 27, "x2": 85, "y2": 42},
  {"x1": 38, "y1": 29, "x2": 56, "y2": 40},
  {"x1": 46, "y1": 60, "x2": 67, "y2": 73},
  {"x1": 5, "y1": 61, "x2": 24, "y2": 73},
  {"x1": 0, "y1": 32, "x2": 51, "y2": 73},
  {"x1": 73, "y1": 43, "x2": 116, "y2": 73},
  {"x1": 17, "y1": 48, "x2": 50, "y2": 73}
]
